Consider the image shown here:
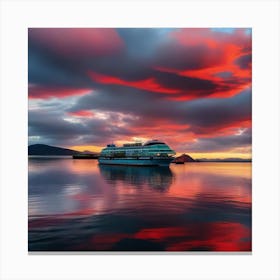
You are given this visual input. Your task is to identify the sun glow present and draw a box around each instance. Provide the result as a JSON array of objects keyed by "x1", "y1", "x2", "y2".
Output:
[
  {"x1": 69, "y1": 145, "x2": 103, "y2": 153},
  {"x1": 188, "y1": 152, "x2": 251, "y2": 160}
]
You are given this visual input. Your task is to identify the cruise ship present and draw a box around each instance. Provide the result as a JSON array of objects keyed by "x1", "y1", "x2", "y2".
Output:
[{"x1": 98, "y1": 140, "x2": 175, "y2": 166}]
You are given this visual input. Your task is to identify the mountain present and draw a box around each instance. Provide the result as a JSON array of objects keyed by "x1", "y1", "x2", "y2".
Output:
[
  {"x1": 197, "y1": 158, "x2": 252, "y2": 162},
  {"x1": 28, "y1": 144, "x2": 80, "y2": 156},
  {"x1": 173, "y1": 154, "x2": 196, "y2": 163}
]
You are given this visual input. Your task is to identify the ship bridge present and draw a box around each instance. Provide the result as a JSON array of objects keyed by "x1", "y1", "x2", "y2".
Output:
[{"x1": 144, "y1": 139, "x2": 166, "y2": 146}]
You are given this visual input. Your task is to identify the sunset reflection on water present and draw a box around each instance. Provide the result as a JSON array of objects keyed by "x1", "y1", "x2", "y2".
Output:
[{"x1": 28, "y1": 158, "x2": 251, "y2": 251}]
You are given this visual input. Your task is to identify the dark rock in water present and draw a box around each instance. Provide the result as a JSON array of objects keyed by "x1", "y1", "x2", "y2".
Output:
[
  {"x1": 72, "y1": 154, "x2": 99, "y2": 159},
  {"x1": 172, "y1": 153, "x2": 196, "y2": 164},
  {"x1": 28, "y1": 144, "x2": 79, "y2": 156}
]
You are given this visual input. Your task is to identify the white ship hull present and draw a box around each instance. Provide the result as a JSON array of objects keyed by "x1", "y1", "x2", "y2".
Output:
[{"x1": 98, "y1": 157, "x2": 173, "y2": 166}]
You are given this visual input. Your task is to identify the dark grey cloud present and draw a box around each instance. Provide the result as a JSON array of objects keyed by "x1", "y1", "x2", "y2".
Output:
[
  {"x1": 28, "y1": 110, "x2": 89, "y2": 145},
  {"x1": 117, "y1": 28, "x2": 173, "y2": 57},
  {"x1": 153, "y1": 42, "x2": 223, "y2": 71},
  {"x1": 154, "y1": 71, "x2": 217, "y2": 94},
  {"x1": 86, "y1": 55, "x2": 154, "y2": 81},
  {"x1": 68, "y1": 85, "x2": 185, "y2": 130},
  {"x1": 70, "y1": 85, "x2": 162, "y2": 114},
  {"x1": 215, "y1": 71, "x2": 233, "y2": 79},
  {"x1": 181, "y1": 88, "x2": 251, "y2": 130},
  {"x1": 234, "y1": 54, "x2": 252, "y2": 69},
  {"x1": 185, "y1": 128, "x2": 252, "y2": 152},
  {"x1": 28, "y1": 41, "x2": 93, "y2": 88},
  {"x1": 28, "y1": 107, "x2": 136, "y2": 146},
  {"x1": 71, "y1": 86, "x2": 251, "y2": 129}
]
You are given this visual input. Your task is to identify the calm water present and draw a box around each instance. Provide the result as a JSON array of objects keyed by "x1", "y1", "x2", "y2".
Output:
[{"x1": 28, "y1": 158, "x2": 251, "y2": 252}]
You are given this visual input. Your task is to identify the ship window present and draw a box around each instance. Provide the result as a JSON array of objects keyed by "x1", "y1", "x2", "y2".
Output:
[{"x1": 144, "y1": 142, "x2": 165, "y2": 146}]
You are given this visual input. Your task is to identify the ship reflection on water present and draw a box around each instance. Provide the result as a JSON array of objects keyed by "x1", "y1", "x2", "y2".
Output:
[
  {"x1": 28, "y1": 159, "x2": 251, "y2": 252},
  {"x1": 99, "y1": 165, "x2": 174, "y2": 192}
]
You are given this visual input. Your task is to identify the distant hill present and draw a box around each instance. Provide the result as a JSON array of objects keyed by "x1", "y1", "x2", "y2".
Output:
[
  {"x1": 173, "y1": 154, "x2": 196, "y2": 163},
  {"x1": 172, "y1": 154, "x2": 251, "y2": 163},
  {"x1": 197, "y1": 158, "x2": 252, "y2": 162},
  {"x1": 28, "y1": 144, "x2": 80, "y2": 156}
]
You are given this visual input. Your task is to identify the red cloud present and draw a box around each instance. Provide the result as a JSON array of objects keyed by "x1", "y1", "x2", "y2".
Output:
[
  {"x1": 29, "y1": 28, "x2": 124, "y2": 58},
  {"x1": 67, "y1": 110, "x2": 94, "y2": 118},
  {"x1": 170, "y1": 28, "x2": 250, "y2": 52},
  {"x1": 154, "y1": 29, "x2": 251, "y2": 100},
  {"x1": 29, "y1": 85, "x2": 92, "y2": 99},
  {"x1": 87, "y1": 70, "x2": 179, "y2": 94}
]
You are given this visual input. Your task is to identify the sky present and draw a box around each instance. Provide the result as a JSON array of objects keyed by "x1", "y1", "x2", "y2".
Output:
[{"x1": 28, "y1": 28, "x2": 252, "y2": 159}]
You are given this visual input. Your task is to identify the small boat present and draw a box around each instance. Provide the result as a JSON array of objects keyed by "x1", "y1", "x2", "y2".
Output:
[{"x1": 72, "y1": 153, "x2": 99, "y2": 159}]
